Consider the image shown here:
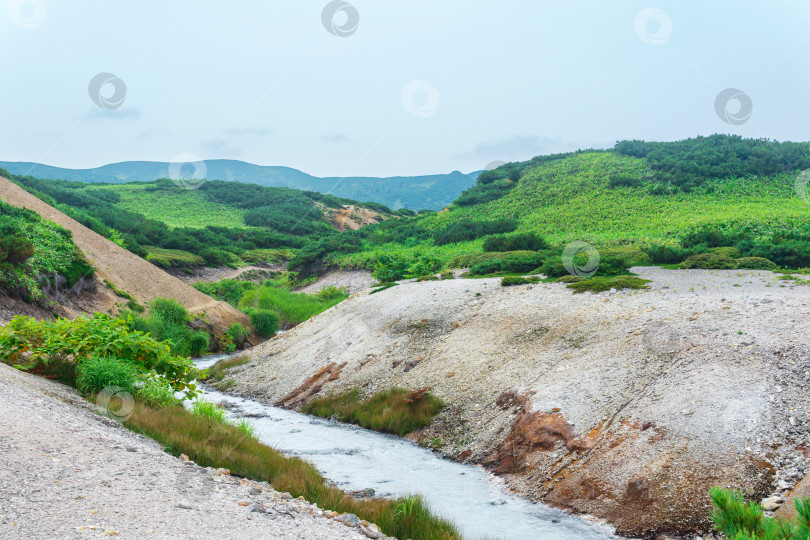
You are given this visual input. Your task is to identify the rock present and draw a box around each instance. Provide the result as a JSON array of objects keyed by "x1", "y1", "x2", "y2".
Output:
[
  {"x1": 250, "y1": 504, "x2": 266, "y2": 514},
  {"x1": 334, "y1": 513, "x2": 360, "y2": 527},
  {"x1": 179, "y1": 453, "x2": 189, "y2": 462},
  {"x1": 125, "y1": 446, "x2": 138, "y2": 452},
  {"x1": 350, "y1": 488, "x2": 376, "y2": 498},
  {"x1": 360, "y1": 521, "x2": 384, "y2": 538},
  {"x1": 248, "y1": 486, "x2": 262, "y2": 495},
  {"x1": 323, "y1": 510, "x2": 339, "y2": 518},
  {"x1": 279, "y1": 492, "x2": 292, "y2": 500},
  {"x1": 176, "y1": 502, "x2": 193, "y2": 510},
  {"x1": 761, "y1": 496, "x2": 783, "y2": 511}
]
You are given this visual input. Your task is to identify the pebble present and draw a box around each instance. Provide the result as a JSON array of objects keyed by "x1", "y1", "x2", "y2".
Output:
[
  {"x1": 176, "y1": 502, "x2": 193, "y2": 510},
  {"x1": 334, "y1": 513, "x2": 360, "y2": 527},
  {"x1": 761, "y1": 496, "x2": 783, "y2": 511}
]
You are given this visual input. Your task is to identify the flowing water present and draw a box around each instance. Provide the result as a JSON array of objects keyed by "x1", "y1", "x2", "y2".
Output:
[{"x1": 192, "y1": 354, "x2": 616, "y2": 540}]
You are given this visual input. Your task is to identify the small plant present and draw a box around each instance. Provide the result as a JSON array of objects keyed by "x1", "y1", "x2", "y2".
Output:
[
  {"x1": 76, "y1": 356, "x2": 138, "y2": 395},
  {"x1": 440, "y1": 270, "x2": 455, "y2": 280},
  {"x1": 416, "y1": 274, "x2": 439, "y2": 282},
  {"x1": 395, "y1": 495, "x2": 420, "y2": 517},
  {"x1": 235, "y1": 418, "x2": 259, "y2": 440},
  {"x1": 191, "y1": 399, "x2": 229, "y2": 423},
  {"x1": 680, "y1": 253, "x2": 736, "y2": 270},
  {"x1": 135, "y1": 376, "x2": 178, "y2": 408}
]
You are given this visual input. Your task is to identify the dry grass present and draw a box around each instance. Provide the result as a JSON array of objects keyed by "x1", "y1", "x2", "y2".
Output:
[{"x1": 127, "y1": 403, "x2": 459, "y2": 540}]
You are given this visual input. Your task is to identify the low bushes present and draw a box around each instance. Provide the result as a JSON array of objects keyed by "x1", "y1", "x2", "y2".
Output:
[
  {"x1": 433, "y1": 218, "x2": 517, "y2": 245},
  {"x1": 302, "y1": 388, "x2": 445, "y2": 437},
  {"x1": 565, "y1": 275, "x2": 651, "y2": 294},
  {"x1": 240, "y1": 285, "x2": 346, "y2": 329},
  {"x1": 469, "y1": 252, "x2": 545, "y2": 276},
  {"x1": 680, "y1": 253, "x2": 736, "y2": 270},
  {"x1": 735, "y1": 256, "x2": 778, "y2": 270},
  {"x1": 145, "y1": 246, "x2": 204, "y2": 269},
  {"x1": 540, "y1": 253, "x2": 630, "y2": 278},
  {"x1": 483, "y1": 232, "x2": 548, "y2": 252},
  {"x1": 501, "y1": 276, "x2": 539, "y2": 286}
]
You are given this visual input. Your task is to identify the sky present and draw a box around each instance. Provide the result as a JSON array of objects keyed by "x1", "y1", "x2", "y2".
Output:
[{"x1": 1, "y1": 1, "x2": 809, "y2": 177}]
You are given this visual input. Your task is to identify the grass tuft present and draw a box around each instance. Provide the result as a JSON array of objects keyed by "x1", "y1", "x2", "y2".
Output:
[
  {"x1": 302, "y1": 388, "x2": 444, "y2": 437},
  {"x1": 565, "y1": 275, "x2": 651, "y2": 294}
]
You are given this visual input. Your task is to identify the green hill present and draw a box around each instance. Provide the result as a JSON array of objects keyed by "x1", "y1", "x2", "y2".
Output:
[
  {"x1": 0, "y1": 160, "x2": 480, "y2": 211},
  {"x1": 2, "y1": 173, "x2": 396, "y2": 271},
  {"x1": 313, "y1": 135, "x2": 810, "y2": 277}
]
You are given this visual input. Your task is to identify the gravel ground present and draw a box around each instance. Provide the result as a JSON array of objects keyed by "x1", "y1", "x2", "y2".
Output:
[
  {"x1": 0, "y1": 364, "x2": 383, "y2": 540},
  {"x1": 226, "y1": 267, "x2": 810, "y2": 537},
  {"x1": 297, "y1": 270, "x2": 376, "y2": 295}
]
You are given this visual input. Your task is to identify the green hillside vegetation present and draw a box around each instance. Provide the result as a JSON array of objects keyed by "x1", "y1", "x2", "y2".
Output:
[
  {"x1": 7, "y1": 174, "x2": 396, "y2": 270},
  {"x1": 304, "y1": 135, "x2": 810, "y2": 279},
  {"x1": 0, "y1": 198, "x2": 94, "y2": 301}
]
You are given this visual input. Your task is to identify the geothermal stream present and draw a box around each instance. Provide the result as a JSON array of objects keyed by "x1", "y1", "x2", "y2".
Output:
[{"x1": 191, "y1": 354, "x2": 616, "y2": 540}]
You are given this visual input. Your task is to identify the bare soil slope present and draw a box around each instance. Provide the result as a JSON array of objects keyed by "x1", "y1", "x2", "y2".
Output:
[
  {"x1": 0, "y1": 363, "x2": 377, "y2": 539},
  {"x1": 225, "y1": 267, "x2": 810, "y2": 536},
  {"x1": 0, "y1": 177, "x2": 252, "y2": 336}
]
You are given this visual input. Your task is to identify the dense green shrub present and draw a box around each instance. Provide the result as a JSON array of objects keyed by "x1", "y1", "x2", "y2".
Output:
[
  {"x1": 643, "y1": 244, "x2": 693, "y2": 265},
  {"x1": 76, "y1": 356, "x2": 138, "y2": 394},
  {"x1": 127, "y1": 298, "x2": 211, "y2": 357},
  {"x1": 735, "y1": 257, "x2": 778, "y2": 270},
  {"x1": 225, "y1": 323, "x2": 249, "y2": 349},
  {"x1": 0, "y1": 314, "x2": 197, "y2": 396},
  {"x1": 483, "y1": 232, "x2": 548, "y2": 252},
  {"x1": 680, "y1": 253, "x2": 736, "y2": 270},
  {"x1": 608, "y1": 174, "x2": 640, "y2": 188},
  {"x1": 416, "y1": 275, "x2": 439, "y2": 282},
  {"x1": 566, "y1": 276, "x2": 651, "y2": 294},
  {"x1": 540, "y1": 253, "x2": 630, "y2": 278},
  {"x1": 249, "y1": 309, "x2": 280, "y2": 338},
  {"x1": 711, "y1": 246, "x2": 742, "y2": 259},
  {"x1": 469, "y1": 252, "x2": 545, "y2": 276},
  {"x1": 433, "y1": 218, "x2": 517, "y2": 245}
]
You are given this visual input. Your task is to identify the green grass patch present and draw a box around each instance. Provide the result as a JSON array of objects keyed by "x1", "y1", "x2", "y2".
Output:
[
  {"x1": 239, "y1": 285, "x2": 348, "y2": 328},
  {"x1": 565, "y1": 275, "x2": 651, "y2": 294},
  {"x1": 145, "y1": 246, "x2": 205, "y2": 269},
  {"x1": 240, "y1": 248, "x2": 294, "y2": 265},
  {"x1": 203, "y1": 356, "x2": 250, "y2": 383},
  {"x1": 127, "y1": 403, "x2": 458, "y2": 540},
  {"x1": 302, "y1": 388, "x2": 445, "y2": 437},
  {"x1": 370, "y1": 282, "x2": 399, "y2": 294},
  {"x1": 501, "y1": 276, "x2": 540, "y2": 286}
]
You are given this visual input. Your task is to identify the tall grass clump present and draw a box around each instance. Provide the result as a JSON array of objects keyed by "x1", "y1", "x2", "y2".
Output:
[
  {"x1": 76, "y1": 356, "x2": 138, "y2": 394},
  {"x1": 248, "y1": 309, "x2": 280, "y2": 338},
  {"x1": 302, "y1": 388, "x2": 445, "y2": 437},
  {"x1": 126, "y1": 403, "x2": 459, "y2": 540}
]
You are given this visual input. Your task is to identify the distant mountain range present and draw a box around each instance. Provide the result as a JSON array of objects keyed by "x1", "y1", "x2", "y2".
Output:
[{"x1": 0, "y1": 160, "x2": 481, "y2": 211}]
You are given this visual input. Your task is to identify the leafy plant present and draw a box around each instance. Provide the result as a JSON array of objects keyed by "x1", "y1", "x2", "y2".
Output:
[{"x1": 248, "y1": 309, "x2": 280, "y2": 338}]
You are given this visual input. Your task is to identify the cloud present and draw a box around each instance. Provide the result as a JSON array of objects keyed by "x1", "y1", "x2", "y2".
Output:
[
  {"x1": 319, "y1": 133, "x2": 350, "y2": 143},
  {"x1": 199, "y1": 138, "x2": 241, "y2": 158},
  {"x1": 226, "y1": 127, "x2": 272, "y2": 137},
  {"x1": 85, "y1": 106, "x2": 141, "y2": 121},
  {"x1": 457, "y1": 135, "x2": 565, "y2": 165}
]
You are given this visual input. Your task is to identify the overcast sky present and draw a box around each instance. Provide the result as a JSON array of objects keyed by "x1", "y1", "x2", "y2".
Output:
[{"x1": 2, "y1": 1, "x2": 809, "y2": 177}]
